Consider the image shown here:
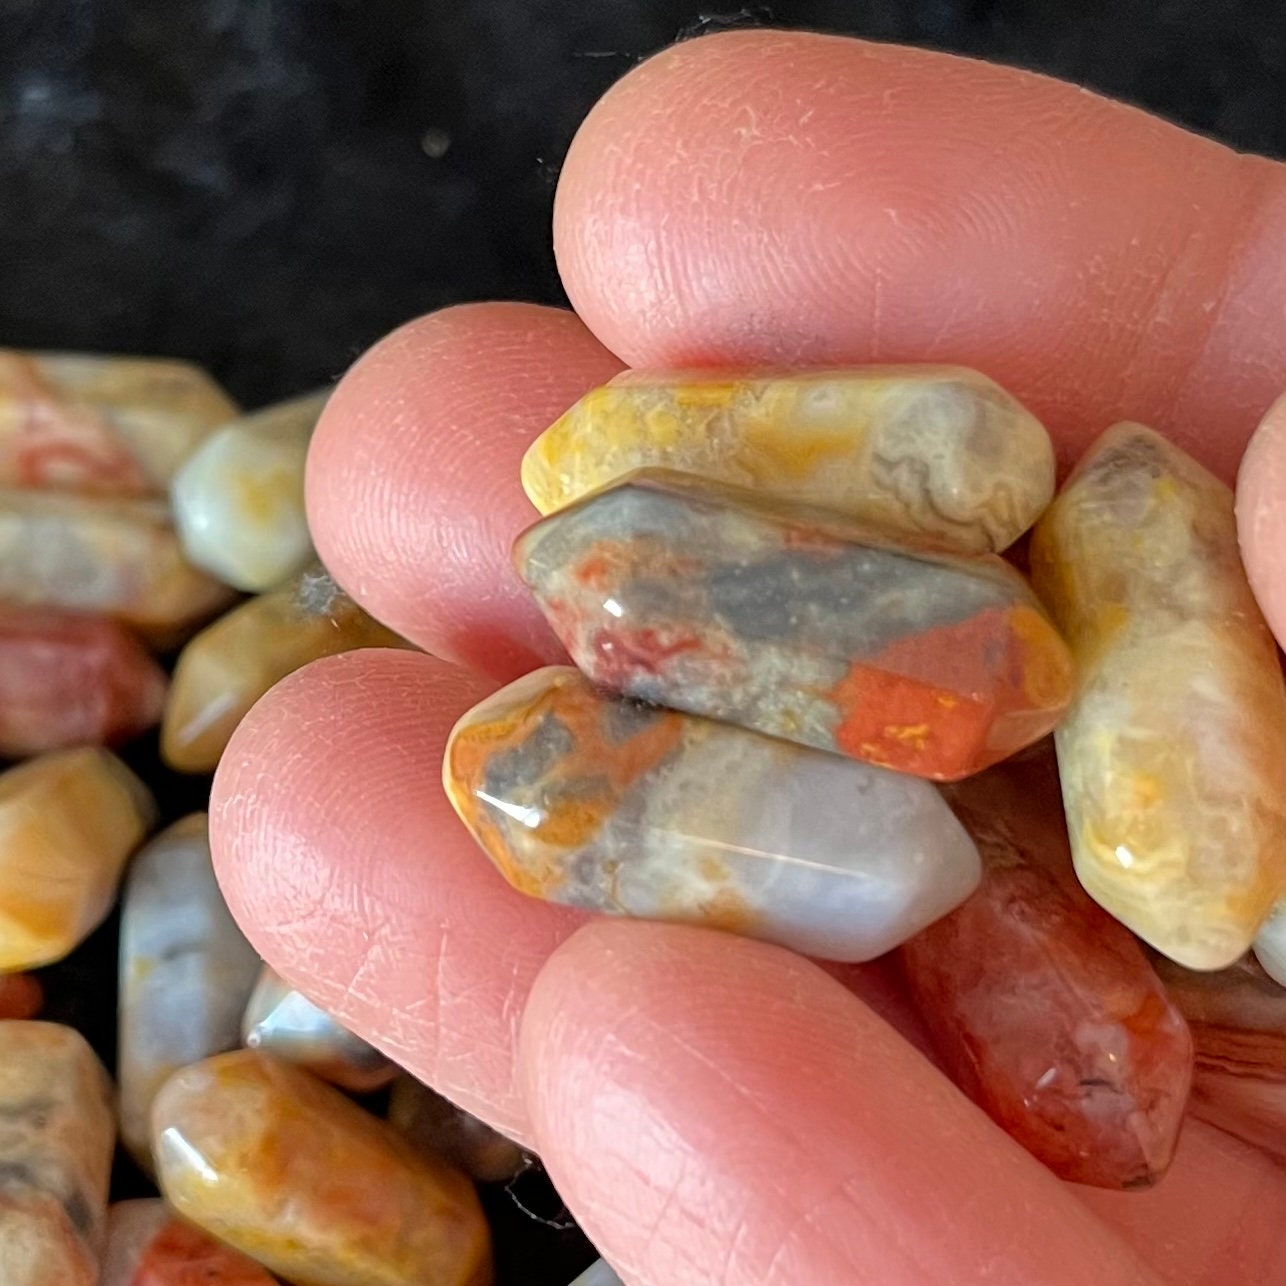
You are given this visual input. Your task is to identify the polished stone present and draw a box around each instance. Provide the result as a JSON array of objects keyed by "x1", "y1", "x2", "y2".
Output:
[
  {"x1": 0, "y1": 350, "x2": 237, "y2": 496},
  {"x1": 517, "y1": 471, "x2": 1073, "y2": 781},
  {"x1": 522, "y1": 366, "x2": 1054, "y2": 553},
  {"x1": 900, "y1": 757, "x2": 1193, "y2": 1188},
  {"x1": 172, "y1": 390, "x2": 327, "y2": 591},
  {"x1": 118, "y1": 815, "x2": 261, "y2": 1170},
  {"x1": 100, "y1": 1200, "x2": 275, "y2": 1286},
  {"x1": 0, "y1": 972, "x2": 43, "y2": 1020},
  {"x1": 163, "y1": 565, "x2": 405, "y2": 773},
  {"x1": 153, "y1": 1050, "x2": 492, "y2": 1286},
  {"x1": 1031, "y1": 423, "x2": 1286, "y2": 970},
  {"x1": 0, "y1": 747, "x2": 154, "y2": 970},
  {"x1": 388, "y1": 1077, "x2": 528, "y2": 1183},
  {"x1": 242, "y1": 965, "x2": 396, "y2": 1093},
  {"x1": 569, "y1": 1262, "x2": 624, "y2": 1286},
  {"x1": 1254, "y1": 901, "x2": 1286, "y2": 987},
  {"x1": 1153, "y1": 952, "x2": 1286, "y2": 1162},
  {"x1": 0, "y1": 488, "x2": 232, "y2": 644},
  {"x1": 0, "y1": 608, "x2": 166, "y2": 756},
  {"x1": 0, "y1": 1023, "x2": 114, "y2": 1286},
  {"x1": 444, "y1": 667, "x2": 980, "y2": 961}
]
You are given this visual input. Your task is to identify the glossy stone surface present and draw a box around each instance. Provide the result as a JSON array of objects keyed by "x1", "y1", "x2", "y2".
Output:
[
  {"x1": 1254, "y1": 902, "x2": 1286, "y2": 987},
  {"x1": 118, "y1": 815, "x2": 260, "y2": 1169},
  {"x1": 444, "y1": 667, "x2": 980, "y2": 961},
  {"x1": 0, "y1": 972, "x2": 43, "y2": 1020},
  {"x1": 388, "y1": 1077, "x2": 528, "y2": 1183},
  {"x1": 518, "y1": 471, "x2": 1073, "y2": 781},
  {"x1": 0, "y1": 1023, "x2": 114, "y2": 1286},
  {"x1": 569, "y1": 1262, "x2": 623, "y2": 1286},
  {"x1": 101, "y1": 1200, "x2": 275, "y2": 1286},
  {"x1": 153, "y1": 1050, "x2": 492, "y2": 1286},
  {"x1": 0, "y1": 488, "x2": 232, "y2": 643},
  {"x1": 0, "y1": 747, "x2": 154, "y2": 970},
  {"x1": 0, "y1": 350, "x2": 236, "y2": 496},
  {"x1": 172, "y1": 390, "x2": 327, "y2": 591},
  {"x1": 522, "y1": 366, "x2": 1054, "y2": 553},
  {"x1": 1032, "y1": 423, "x2": 1286, "y2": 970},
  {"x1": 0, "y1": 608, "x2": 166, "y2": 756},
  {"x1": 1153, "y1": 953, "x2": 1286, "y2": 1162},
  {"x1": 242, "y1": 965, "x2": 396, "y2": 1093},
  {"x1": 899, "y1": 757, "x2": 1193, "y2": 1188},
  {"x1": 163, "y1": 566, "x2": 405, "y2": 773}
]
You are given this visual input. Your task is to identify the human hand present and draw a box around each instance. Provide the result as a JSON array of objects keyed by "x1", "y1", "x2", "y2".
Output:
[{"x1": 210, "y1": 30, "x2": 1286, "y2": 1286}]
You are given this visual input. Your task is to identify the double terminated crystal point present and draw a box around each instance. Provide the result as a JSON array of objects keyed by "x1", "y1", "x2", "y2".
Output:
[
  {"x1": 1032, "y1": 423, "x2": 1286, "y2": 970},
  {"x1": 445, "y1": 667, "x2": 980, "y2": 962}
]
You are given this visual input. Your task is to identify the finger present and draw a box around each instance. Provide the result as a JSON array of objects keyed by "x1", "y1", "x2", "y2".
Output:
[
  {"x1": 307, "y1": 301, "x2": 623, "y2": 679},
  {"x1": 519, "y1": 920, "x2": 1162, "y2": 1286},
  {"x1": 209, "y1": 647, "x2": 587, "y2": 1141},
  {"x1": 1076, "y1": 1118, "x2": 1286, "y2": 1286},
  {"x1": 556, "y1": 30, "x2": 1286, "y2": 479},
  {"x1": 1237, "y1": 391, "x2": 1286, "y2": 648}
]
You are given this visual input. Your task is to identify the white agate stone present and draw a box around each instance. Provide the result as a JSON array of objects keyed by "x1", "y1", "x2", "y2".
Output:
[
  {"x1": 444, "y1": 667, "x2": 981, "y2": 963},
  {"x1": 171, "y1": 389, "x2": 327, "y2": 591},
  {"x1": 118, "y1": 814, "x2": 261, "y2": 1169},
  {"x1": 572, "y1": 1261, "x2": 625, "y2": 1286},
  {"x1": 1254, "y1": 902, "x2": 1286, "y2": 988}
]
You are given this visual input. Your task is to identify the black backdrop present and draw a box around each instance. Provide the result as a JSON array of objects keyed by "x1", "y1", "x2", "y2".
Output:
[
  {"x1": 5, "y1": 3, "x2": 1286, "y2": 1281},
  {"x1": 5, "y1": 0, "x2": 1286, "y2": 408}
]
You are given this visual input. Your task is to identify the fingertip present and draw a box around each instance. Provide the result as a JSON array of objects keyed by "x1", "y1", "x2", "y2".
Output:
[{"x1": 1237, "y1": 389, "x2": 1286, "y2": 647}]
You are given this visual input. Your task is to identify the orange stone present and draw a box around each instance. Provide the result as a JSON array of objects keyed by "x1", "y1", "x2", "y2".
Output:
[
  {"x1": 101, "y1": 1201, "x2": 275, "y2": 1286},
  {"x1": 899, "y1": 754, "x2": 1194, "y2": 1188},
  {"x1": 0, "y1": 608, "x2": 166, "y2": 756}
]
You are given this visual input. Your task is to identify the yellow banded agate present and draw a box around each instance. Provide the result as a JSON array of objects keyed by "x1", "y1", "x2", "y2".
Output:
[
  {"x1": 1031, "y1": 422, "x2": 1286, "y2": 970},
  {"x1": 522, "y1": 366, "x2": 1054, "y2": 553}
]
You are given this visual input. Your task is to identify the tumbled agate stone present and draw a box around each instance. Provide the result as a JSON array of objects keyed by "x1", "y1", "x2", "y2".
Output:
[
  {"x1": 1152, "y1": 952, "x2": 1286, "y2": 1163},
  {"x1": 0, "y1": 1023, "x2": 114, "y2": 1286},
  {"x1": 153, "y1": 1051, "x2": 492, "y2": 1286},
  {"x1": 1031, "y1": 423, "x2": 1286, "y2": 970},
  {"x1": 444, "y1": 667, "x2": 980, "y2": 961},
  {"x1": 1254, "y1": 902, "x2": 1286, "y2": 987},
  {"x1": 118, "y1": 816, "x2": 261, "y2": 1169},
  {"x1": 900, "y1": 756, "x2": 1193, "y2": 1188},
  {"x1": 0, "y1": 488, "x2": 231, "y2": 643},
  {"x1": 0, "y1": 608, "x2": 166, "y2": 757},
  {"x1": 522, "y1": 366, "x2": 1054, "y2": 553},
  {"x1": 388, "y1": 1077, "x2": 528, "y2": 1183},
  {"x1": 101, "y1": 1200, "x2": 275, "y2": 1286},
  {"x1": 0, "y1": 747, "x2": 154, "y2": 971},
  {"x1": 242, "y1": 964, "x2": 396, "y2": 1093},
  {"x1": 518, "y1": 471, "x2": 1073, "y2": 781},
  {"x1": 163, "y1": 565, "x2": 406, "y2": 773},
  {"x1": 569, "y1": 1261, "x2": 623, "y2": 1286},
  {"x1": 172, "y1": 390, "x2": 327, "y2": 591},
  {"x1": 0, "y1": 349, "x2": 237, "y2": 496}
]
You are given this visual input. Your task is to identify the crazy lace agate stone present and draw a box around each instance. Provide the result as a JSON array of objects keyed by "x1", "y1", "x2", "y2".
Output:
[
  {"x1": 0, "y1": 608, "x2": 166, "y2": 756},
  {"x1": 444, "y1": 667, "x2": 980, "y2": 961},
  {"x1": 153, "y1": 1051, "x2": 492, "y2": 1286},
  {"x1": 118, "y1": 816, "x2": 261, "y2": 1170},
  {"x1": 387, "y1": 1078, "x2": 528, "y2": 1183},
  {"x1": 1031, "y1": 423, "x2": 1286, "y2": 970},
  {"x1": 100, "y1": 1200, "x2": 275, "y2": 1286},
  {"x1": 163, "y1": 566, "x2": 406, "y2": 773},
  {"x1": 900, "y1": 756, "x2": 1193, "y2": 1188},
  {"x1": 0, "y1": 488, "x2": 232, "y2": 644},
  {"x1": 1152, "y1": 953, "x2": 1286, "y2": 1162},
  {"x1": 242, "y1": 965, "x2": 396, "y2": 1093},
  {"x1": 522, "y1": 366, "x2": 1054, "y2": 553},
  {"x1": 0, "y1": 350, "x2": 237, "y2": 496},
  {"x1": 0, "y1": 747, "x2": 154, "y2": 971},
  {"x1": 518, "y1": 471, "x2": 1073, "y2": 781},
  {"x1": 0, "y1": 1023, "x2": 115, "y2": 1286},
  {"x1": 1254, "y1": 902, "x2": 1286, "y2": 987},
  {"x1": 172, "y1": 390, "x2": 328, "y2": 591}
]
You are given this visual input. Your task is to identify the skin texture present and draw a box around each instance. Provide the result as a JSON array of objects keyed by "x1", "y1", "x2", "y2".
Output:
[{"x1": 217, "y1": 29, "x2": 1286, "y2": 1286}]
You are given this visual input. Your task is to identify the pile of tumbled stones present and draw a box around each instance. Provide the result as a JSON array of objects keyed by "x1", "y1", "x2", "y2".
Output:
[{"x1": 2, "y1": 352, "x2": 1285, "y2": 1286}]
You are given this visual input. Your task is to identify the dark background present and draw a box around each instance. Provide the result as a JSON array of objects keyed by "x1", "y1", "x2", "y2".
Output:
[
  {"x1": 6, "y1": 4, "x2": 1286, "y2": 1281},
  {"x1": 5, "y1": 0, "x2": 1286, "y2": 411}
]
